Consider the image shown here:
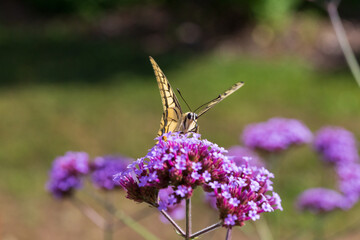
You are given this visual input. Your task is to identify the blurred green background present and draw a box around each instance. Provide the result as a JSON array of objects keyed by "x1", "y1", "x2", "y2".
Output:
[{"x1": 1, "y1": 0, "x2": 360, "y2": 239}]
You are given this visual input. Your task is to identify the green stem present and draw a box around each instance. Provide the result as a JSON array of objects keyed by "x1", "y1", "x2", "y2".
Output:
[
  {"x1": 314, "y1": 214, "x2": 325, "y2": 240},
  {"x1": 327, "y1": 0, "x2": 360, "y2": 87}
]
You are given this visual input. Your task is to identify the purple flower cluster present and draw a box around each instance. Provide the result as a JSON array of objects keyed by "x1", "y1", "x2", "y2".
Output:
[
  {"x1": 336, "y1": 163, "x2": 360, "y2": 204},
  {"x1": 46, "y1": 151, "x2": 90, "y2": 198},
  {"x1": 114, "y1": 132, "x2": 281, "y2": 228},
  {"x1": 242, "y1": 118, "x2": 312, "y2": 152},
  {"x1": 314, "y1": 127, "x2": 359, "y2": 165},
  {"x1": 214, "y1": 162, "x2": 282, "y2": 227},
  {"x1": 227, "y1": 146, "x2": 265, "y2": 168},
  {"x1": 91, "y1": 155, "x2": 132, "y2": 190},
  {"x1": 296, "y1": 188, "x2": 351, "y2": 213}
]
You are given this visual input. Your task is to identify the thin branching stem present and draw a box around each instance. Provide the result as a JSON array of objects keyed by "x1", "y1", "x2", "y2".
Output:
[
  {"x1": 326, "y1": 0, "x2": 360, "y2": 87},
  {"x1": 190, "y1": 221, "x2": 222, "y2": 238},
  {"x1": 160, "y1": 210, "x2": 186, "y2": 237},
  {"x1": 226, "y1": 228, "x2": 232, "y2": 240}
]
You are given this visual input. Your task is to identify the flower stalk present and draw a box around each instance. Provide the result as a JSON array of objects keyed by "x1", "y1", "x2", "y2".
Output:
[
  {"x1": 225, "y1": 228, "x2": 232, "y2": 240},
  {"x1": 185, "y1": 198, "x2": 192, "y2": 239}
]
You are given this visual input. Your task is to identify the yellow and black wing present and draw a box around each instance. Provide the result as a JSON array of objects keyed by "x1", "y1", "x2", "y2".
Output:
[
  {"x1": 197, "y1": 82, "x2": 244, "y2": 117},
  {"x1": 149, "y1": 57, "x2": 183, "y2": 136}
]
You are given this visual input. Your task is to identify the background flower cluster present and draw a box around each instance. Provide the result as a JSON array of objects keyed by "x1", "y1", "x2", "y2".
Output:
[
  {"x1": 46, "y1": 153, "x2": 131, "y2": 198},
  {"x1": 221, "y1": 118, "x2": 360, "y2": 214}
]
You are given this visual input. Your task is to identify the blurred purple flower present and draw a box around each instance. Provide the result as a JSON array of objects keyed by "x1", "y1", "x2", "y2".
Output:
[
  {"x1": 91, "y1": 155, "x2": 132, "y2": 190},
  {"x1": 227, "y1": 146, "x2": 265, "y2": 168},
  {"x1": 158, "y1": 186, "x2": 185, "y2": 223},
  {"x1": 336, "y1": 163, "x2": 360, "y2": 204},
  {"x1": 242, "y1": 118, "x2": 313, "y2": 152},
  {"x1": 204, "y1": 192, "x2": 218, "y2": 209},
  {"x1": 314, "y1": 127, "x2": 359, "y2": 165},
  {"x1": 46, "y1": 151, "x2": 90, "y2": 198},
  {"x1": 297, "y1": 188, "x2": 351, "y2": 214}
]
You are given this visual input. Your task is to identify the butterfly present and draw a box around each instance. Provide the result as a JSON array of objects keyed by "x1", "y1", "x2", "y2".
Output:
[{"x1": 149, "y1": 56, "x2": 244, "y2": 137}]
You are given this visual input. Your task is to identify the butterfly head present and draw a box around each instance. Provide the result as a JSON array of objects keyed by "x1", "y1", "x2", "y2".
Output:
[
  {"x1": 187, "y1": 112, "x2": 198, "y2": 121},
  {"x1": 182, "y1": 112, "x2": 199, "y2": 133}
]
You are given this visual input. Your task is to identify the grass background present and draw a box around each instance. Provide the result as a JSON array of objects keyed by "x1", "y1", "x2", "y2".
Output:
[{"x1": 0, "y1": 32, "x2": 360, "y2": 239}]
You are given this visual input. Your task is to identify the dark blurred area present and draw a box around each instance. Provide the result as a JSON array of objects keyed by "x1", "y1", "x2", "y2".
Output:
[{"x1": 0, "y1": 0, "x2": 359, "y2": 86}]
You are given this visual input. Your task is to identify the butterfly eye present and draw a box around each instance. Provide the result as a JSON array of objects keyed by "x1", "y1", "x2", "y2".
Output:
[
  {"x1": 187, "y1": 113, "x2": 192, "y2": 119},
  {"x1": 195, "y1": 114, "x2": 198, "y2": 119}
]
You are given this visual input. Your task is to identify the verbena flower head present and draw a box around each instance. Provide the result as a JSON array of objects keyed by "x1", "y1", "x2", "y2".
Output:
[
  {"x1": 213, "y1": 162, "x2": 282, "y2": 227},
  {"x1": 91, "y1": 155, "x2": 132, "y2": 190},
  {"x1": 158, "y1": 186, "x2": 185, "y2": 223},
  {"x1": 114, "y1": 132, "x2": 281, "y2": 228},
  {"x1": 296, "y1": 188, "x2": 351, "y2": 214},
  {"x1": 227, "y1": 146, "x2": 265, "y2": 168},
  {"x1": 336, "y1": 163, "x2": 360, "y2": 204},
  {"x1": 242, "y1": 118, "x2": 312, "y2": 152},
  {"x1": 46, "y1": 151, "x2": 90, "y2": 198},
  {"x1": 314, "y1": 127, "x2": 359, "y2": 165}
]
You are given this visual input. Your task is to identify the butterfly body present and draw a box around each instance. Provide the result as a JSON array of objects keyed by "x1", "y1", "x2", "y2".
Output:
[{"x1": 149, "y1": 56, "x2": 243, "y2": 136}]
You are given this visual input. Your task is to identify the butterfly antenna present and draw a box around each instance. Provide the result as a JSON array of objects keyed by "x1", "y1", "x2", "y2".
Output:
[
  {"x1": 193, "y1": 95, "x2": 220, "y2": 113},
  {"x1": 177, "y1": 88, "x2": 193, "y2": 112}
]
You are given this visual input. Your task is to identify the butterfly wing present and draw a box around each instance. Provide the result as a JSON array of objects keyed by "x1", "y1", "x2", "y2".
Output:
[
  {"x1": 149, "y1": 57, "x2": 183, "y2": 136},
  {"x1": 197, "y1": 81, "x2": 244, "y2": 117}
]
